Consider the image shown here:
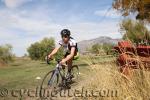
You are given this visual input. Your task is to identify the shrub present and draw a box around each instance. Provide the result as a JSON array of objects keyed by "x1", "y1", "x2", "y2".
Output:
[
  {"x1": 89, "y1": 43, "x2": 114, "y2": 55},
  {"x1": 27, "y1": 37, "x2": 63, "y2": 60},
  {"x1": 0, "y1": 44, "x2": 14, "y2": 64}
]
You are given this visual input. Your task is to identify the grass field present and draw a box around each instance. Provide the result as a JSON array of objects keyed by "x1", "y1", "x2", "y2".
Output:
[
  {"x1": 0, "y1": 56, "x2": 150, "y2": 100},
  {"x1": 0, "y1": 56, "x2": 91, "y2": 99}
]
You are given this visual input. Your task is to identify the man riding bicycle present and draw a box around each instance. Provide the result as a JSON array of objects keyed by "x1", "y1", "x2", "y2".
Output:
[{"x1": 47, "y1": 29, "x2": 79, "y2": 77}]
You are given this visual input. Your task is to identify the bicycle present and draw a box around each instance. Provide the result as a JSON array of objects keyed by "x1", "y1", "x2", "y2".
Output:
[{"x1": 39, "y1": 57, "x2": 79, "y2": 97}]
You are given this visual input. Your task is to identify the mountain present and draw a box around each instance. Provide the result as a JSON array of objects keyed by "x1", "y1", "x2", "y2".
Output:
[{"x1": 78, "y1": 36, "x2": 121, "y2": 53}]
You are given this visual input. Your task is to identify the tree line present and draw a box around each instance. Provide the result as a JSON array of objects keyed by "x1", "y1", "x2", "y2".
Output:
[{"x1": 0, "y1": 37, "x2": 64, "y2": 64}]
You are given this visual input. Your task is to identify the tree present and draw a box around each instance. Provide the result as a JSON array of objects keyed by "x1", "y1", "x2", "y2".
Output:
[
  {"x1": 120, "y1": 19, "x2": 150, "y2": 45},
  {"x1": 27, "y1": 37, "x2": 63, "y2": 60},
  {"x1": 0, "y1": 44, "x2": 14, "y2": 64},
  {"x1": 113, "y1": 0, "x2": 150, "y2": 22}
]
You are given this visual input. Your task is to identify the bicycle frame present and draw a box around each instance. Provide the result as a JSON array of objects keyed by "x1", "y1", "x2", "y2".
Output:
[{"x1": 48, "y1": 60, "x2": 68, "y2": 85}]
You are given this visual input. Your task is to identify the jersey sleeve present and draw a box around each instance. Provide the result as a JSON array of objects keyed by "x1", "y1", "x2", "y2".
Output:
[{"x1": 70, "y1": 39, "x2": 77, "y2": 47}]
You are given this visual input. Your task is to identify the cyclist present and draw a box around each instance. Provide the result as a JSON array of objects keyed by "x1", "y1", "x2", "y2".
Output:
[{"x1": 47, "y1": 29, "x2": 79, "y2": 76}]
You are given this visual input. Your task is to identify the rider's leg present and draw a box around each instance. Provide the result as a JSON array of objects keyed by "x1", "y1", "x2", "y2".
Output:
[{"x1": 67, "y1": 58, "x2": 73, "y2": 73}]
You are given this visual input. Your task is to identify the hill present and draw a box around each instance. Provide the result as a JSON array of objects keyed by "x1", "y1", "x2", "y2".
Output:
[{"x1": 78, "y1": 36, "x2": 121, "y2": 53}]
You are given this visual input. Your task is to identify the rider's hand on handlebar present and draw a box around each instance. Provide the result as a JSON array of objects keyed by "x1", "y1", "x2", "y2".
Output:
[
  {"x1": 60, "y1": 59, "x2": 66, "y2": 65},
  {"x1": 45, "y1": 55, "x2": 51, "y2": 60}
]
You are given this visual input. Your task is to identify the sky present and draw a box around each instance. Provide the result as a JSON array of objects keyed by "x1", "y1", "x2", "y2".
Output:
[{"x1": 0, "y1": 0, "x2": 123, "y2": 56}]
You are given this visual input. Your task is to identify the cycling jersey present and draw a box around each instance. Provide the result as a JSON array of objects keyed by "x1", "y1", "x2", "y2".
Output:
[{"x1": 57, "y1": 38, "x2": 78, "y2": 55}]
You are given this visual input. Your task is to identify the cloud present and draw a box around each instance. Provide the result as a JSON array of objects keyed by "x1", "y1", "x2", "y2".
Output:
[
  {"x1": 94, "y1": 9, "x2": 122, "y2": 19},
  {"x1": 2, "y1": 0, "x2": 32, "y2": 8}
]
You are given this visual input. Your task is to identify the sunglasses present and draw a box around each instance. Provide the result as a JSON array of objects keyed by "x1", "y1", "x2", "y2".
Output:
[{"x1": 61, "y1": 35, "x2": 69, "y2": 38}]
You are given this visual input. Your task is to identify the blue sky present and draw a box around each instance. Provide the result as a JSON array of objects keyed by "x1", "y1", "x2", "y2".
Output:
[{"x1": 0, "y1": 0, "x2": 122, "y2": 56}]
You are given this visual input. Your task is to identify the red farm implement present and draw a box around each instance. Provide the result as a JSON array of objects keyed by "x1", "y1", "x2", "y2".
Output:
[{"x1": 114, "y1": 41, "x2": 150, "y2": 75}]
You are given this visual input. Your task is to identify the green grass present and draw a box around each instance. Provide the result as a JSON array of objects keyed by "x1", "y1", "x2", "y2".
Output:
[{"x1": 0, "y1": 58, "x2": 61, "y2": 89}]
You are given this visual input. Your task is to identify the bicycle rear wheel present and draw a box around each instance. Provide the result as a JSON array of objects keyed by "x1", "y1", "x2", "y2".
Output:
[{"x1": 71, "y1": 65, "x2": 79, "y2": 80}]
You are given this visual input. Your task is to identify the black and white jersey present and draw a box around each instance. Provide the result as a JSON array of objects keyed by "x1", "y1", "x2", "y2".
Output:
[{"x1": 57, "y1": 38, "x2": 78, "y2": 53}]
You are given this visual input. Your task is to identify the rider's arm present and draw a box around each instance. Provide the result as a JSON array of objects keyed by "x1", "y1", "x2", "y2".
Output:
[
  {"x1": 48, "y1": 46, "x2": 61, "y2": 58},
  {"x1": 63, "y1": 47, "x2": 75, "y2": 62}
]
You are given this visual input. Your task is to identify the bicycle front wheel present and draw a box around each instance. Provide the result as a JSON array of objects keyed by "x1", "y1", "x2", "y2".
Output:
[{"x1": 40, "y1": 70, "x2": 60, "y2": 97}]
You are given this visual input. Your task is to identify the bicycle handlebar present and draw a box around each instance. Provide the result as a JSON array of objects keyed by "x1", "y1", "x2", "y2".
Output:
[{"x1": 46, "y1": 56, "x2": 61, "y2": 64}]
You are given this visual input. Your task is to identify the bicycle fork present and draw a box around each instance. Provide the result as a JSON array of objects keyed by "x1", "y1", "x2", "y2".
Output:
[{"x1": 48, "y1": 68, "x2": 59, "y2": 86}]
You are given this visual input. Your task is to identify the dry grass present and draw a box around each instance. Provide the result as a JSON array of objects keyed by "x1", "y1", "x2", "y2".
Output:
[{"x1": 70, "y1": 55, "x2": 150, "y2": 100}]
